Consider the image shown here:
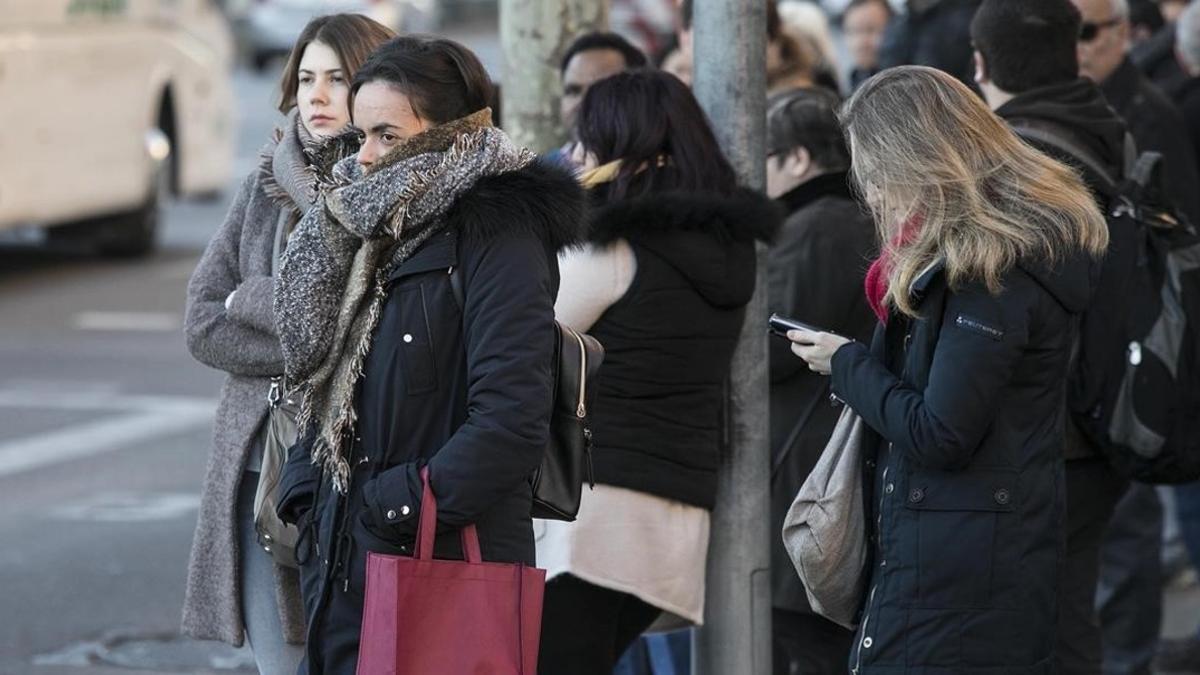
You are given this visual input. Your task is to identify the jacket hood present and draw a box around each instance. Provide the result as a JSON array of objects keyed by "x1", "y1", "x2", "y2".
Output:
[
  {"x1": 1018, "y1": 248, "x2": 1099, "y2": 314},
  {"x1": 589, "y1": 187, "x2": 783, "y2": 308},
  {"x1": 447, "y1": 159, "x2": 588, "y2": 253},
  {"x1": 996, "y1": 78, "x2": 1127, "y2": 175}
]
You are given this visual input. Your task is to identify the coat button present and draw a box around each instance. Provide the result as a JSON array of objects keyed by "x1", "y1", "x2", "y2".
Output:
[
  {"x1": 909, "y1": 488, "x2": 925, "y2": 503},
  {"x1": 400, "y1": 505, "x2": 411, "y2": 516},
  {"x1": 884, "y1": 483, "x2": 895, "y2": 495},
  {"x1": 880, "y1": 559, "x2": 887, "y2": 568},
  {"x1": 994, "y1": 488, "x2": 1011, "y2": 505},
  {"x1": 863, "y1": 637, "x2": 873, "y2": 649},
  {"x1": 402, "y1": 333, "x2": 413, "y2": 343},
  {"x1": 263, "y1": 533, "x2": 272, "y2": 542},
  {"x1": 386, "y1": 509, "x2": 398, "y2": 520}
]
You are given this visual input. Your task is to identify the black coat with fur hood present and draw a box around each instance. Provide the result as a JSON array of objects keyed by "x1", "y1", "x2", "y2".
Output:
[
  {"x1": 584, "y1": 186, "x2": 782, "y2": 509},
  {"x1": 276, "y1": 160, "x2": 584, "y2": 675}
]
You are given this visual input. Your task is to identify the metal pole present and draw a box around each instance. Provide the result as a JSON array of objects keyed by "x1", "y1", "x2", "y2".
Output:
[
  {"x1": 692, "y1": 0, "x2": 771, "y2": 674},
  {"x1": 498, "y1": 0, "x2": 607, "y2": 153}
]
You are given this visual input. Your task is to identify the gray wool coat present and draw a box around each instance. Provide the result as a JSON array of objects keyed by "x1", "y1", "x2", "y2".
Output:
[{"x1": 181, "y1": 116, "x2": 313, "y2": 647}]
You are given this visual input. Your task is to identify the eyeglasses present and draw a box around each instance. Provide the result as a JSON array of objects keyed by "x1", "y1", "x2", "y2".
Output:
[{"x1": 1079, "y1": 18, "x2": 1122, "y2": 43}]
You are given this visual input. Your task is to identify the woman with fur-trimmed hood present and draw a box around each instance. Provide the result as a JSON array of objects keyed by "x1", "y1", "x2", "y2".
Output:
[
  {"x1": 271, "y1": 36, "x2": 585, "y2": 673},
  {"x1": 535, "y1": 70, "x2": 781, "y2": 675}
]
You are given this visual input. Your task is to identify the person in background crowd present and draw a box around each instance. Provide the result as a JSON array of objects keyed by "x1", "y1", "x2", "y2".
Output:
[
  {"x1": 180, "y1": 14, "x2": 395, "y2": 675},
  {"x1": 777, "y1": 1, "x2": 844, "y2": 92},
  {"x1": 536, "y1": 70, "x2": 780, "y2": 675},
  {"x1": 843, "y1": 0, "x2": 894, "y2": 91},
  {"x1": 972, "y1": 1, "x2": 1144, "y2": 672},
  {"x1": 878, "y1": 0, "x2": 982, "y2": 86},
  {"x1": 789, "y1": 64, "x2": 1107, "y2": 674},
  {"x1": 1161, "y1": 0, "x2": 1190, "y2": 20},
  {"x1": 765, "y1": 86, "x2": 875, "y2": 675},
  {"x1": 1154, "y1": 6, "x2": 1200, "y2": 670},
  {"x1": 1073, "y1": 0, "x2": 1200, "y2": 226},
  {"x1": 272, "y1": 36, "x2": 585, "y2": 674},
  {"x1": 1129, "y1": 0, "x2": 1166, "y2": 43},
  {"x1": 552, "y1": 32, "x2": 649, "y2": 168},
  {"x1": 1171, "y1": 0, "x2": 1200, "y2": 178}
]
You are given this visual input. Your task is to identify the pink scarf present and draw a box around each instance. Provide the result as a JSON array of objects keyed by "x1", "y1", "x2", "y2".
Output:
[{"x1": 864, "y1": 213, "x2": 924, "y2": 324}]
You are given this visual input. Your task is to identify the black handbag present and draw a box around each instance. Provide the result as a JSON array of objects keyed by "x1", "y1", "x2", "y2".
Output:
[
  {"x1": 449, "y1": 269, "x2": 605, "y2": 521},
  {"x1": 533, "y1": 322, "x2": 604, "y2": 521}
]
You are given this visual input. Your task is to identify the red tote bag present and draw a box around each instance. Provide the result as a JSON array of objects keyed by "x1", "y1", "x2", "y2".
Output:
[{"x1": 356, "y1": 468, "x2": 546, "y2": 675}]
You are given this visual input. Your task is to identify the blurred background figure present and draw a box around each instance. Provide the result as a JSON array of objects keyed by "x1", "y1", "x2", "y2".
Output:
[
  {"x1": 777, "y1": 1, "x2": 843, "y2": 92},
  {"x1": 841, "y1": 0, "x2": 895, "y2": 90},
  {"x1": 765, "y1": 86, "x2": 875, "y2": 675},
  {"x1": 555, "y1": 32, "x2": 649, "y2": 166},
  {"x1": 1172, "y1": 0, "x2": 1200, "y2": 177},
  {"x1": 879, "y1": 0, "x2": 982, "y2": 85},
  {"x1": 1128, "y1": 0, "x2": 1166, "y2": 44}
]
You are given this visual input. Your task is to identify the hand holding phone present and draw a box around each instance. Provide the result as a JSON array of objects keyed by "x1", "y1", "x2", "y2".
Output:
[{"x1": 768, "y1": 313, "x2": 837, "y2": 340}]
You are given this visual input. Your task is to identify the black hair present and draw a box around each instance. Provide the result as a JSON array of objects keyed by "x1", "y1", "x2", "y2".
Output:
[
  {"x1": 560, "y1": 32, "x2": 648, "y2": 74},
  {"x1": 351, "y1": 35, "x2": 494, "y2": 125},
  {"x1": 278, "y1": 14, "x2": 395, "y2": 114},
  {"x1": 766, "y1": 87, "x2": 849, "y2": 172},
  {"x1": 1130, "y1": 0, "x2": 1165, "y2": 33},
  {"x1": 970, "y1": 0, "x2": 1081, "y2": 93},
  {"x1": 577, "y1": 70, "x2": 738, "y2": 201}
]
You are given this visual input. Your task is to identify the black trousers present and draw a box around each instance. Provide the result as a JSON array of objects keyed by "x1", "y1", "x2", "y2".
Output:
[
  {"x1": 773, "y1": 608, "x2": 855, "y2": 675},
  {"x1": 538, "y1": 574, "x2": 663, "y2": 675},
  {"x1": 1056, "y1": 458, "x2": 1128, "y2": 675}
]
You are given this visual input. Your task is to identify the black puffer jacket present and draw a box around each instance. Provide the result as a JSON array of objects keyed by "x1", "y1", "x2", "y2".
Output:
[
  {"x1": 277, "y1": 161, "x2": 585, "y2": 675},
  {"x1": 830, "y1": 249, "x2": 1097, "y2": 673},
  {"x1": 879, "y1": 0, "x2": 982, "y2": 86},
  {"x1": 583, "y1": 184, "x2": 781, "y2": 509}
]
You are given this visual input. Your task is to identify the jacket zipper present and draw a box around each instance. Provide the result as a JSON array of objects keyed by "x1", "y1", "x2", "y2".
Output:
[{"x1": 854, "y1": 455, "x2": 890, "y2": 673}]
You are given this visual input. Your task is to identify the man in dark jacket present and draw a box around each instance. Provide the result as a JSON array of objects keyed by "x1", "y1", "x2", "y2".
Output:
[
  {"x1": 971, "y1": 2, "x2": 1143, "y2": 673},
  {"x1": 765, "y1": 87, "x2": 876, "y2": 675},
  {"x1": 878, "y1": 0, "x2": 982, "y2": 86},
  {"x1": 1073, "y1": 0, "x2": 1200, "y2": 225},
  {"x1": 1173, "y1": 1, "x2": 1200, "y2": 181}
]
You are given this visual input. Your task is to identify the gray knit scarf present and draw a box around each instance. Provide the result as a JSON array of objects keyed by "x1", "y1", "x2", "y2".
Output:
[
  {"x1": 274, "y1": 108, "x2": 535, "y2": 492},
  {"x1": 260, "y1": 110, "x2": 324, "y2": 270}
]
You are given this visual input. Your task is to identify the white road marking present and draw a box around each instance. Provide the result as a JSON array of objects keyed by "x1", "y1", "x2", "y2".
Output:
[
  {"x1": 0, "y1": 390, "x2": 215, "y2": 478},
  {"x1": 51, "y1": 492, "x2": 201, "y2": 522},
  {"x1": 73, "y1": 311, "x2": 179, "y2": 332}
]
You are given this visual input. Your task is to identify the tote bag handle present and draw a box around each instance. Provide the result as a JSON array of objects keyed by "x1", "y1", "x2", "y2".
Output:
[{"x1": 415, "y1": 467, "x2": 483, "y2": 563}]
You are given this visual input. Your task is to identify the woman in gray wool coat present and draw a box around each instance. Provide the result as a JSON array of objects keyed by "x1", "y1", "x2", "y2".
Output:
[{"x1": 180, "y1": 15, "x2": 392, "y2": 675}]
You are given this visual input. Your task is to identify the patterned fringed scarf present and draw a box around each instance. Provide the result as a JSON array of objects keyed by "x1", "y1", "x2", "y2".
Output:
[{"x1": 274, "y1": 108, "x2": 536, "y2": 493}]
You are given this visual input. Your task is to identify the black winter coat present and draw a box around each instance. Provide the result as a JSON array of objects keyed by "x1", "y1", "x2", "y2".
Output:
[
  {"x1": 878, "y1": 0, "x2": 981, "y2": 87},
  {"x1": 766, "y1": 173, "x2": 876, "y2": 616},
  {"x1": 1101, "y1": 57, "x2": 1200, "y2": 226},
  {"x1": 829, "y1": 251, "x2": 1096, "y2": 673},
  {"x1": 277, "y1": 161, "x2": 585, "y2": 675},
  {"x1": 584, "y1": 184, "x2": 781, "y2": 508}
]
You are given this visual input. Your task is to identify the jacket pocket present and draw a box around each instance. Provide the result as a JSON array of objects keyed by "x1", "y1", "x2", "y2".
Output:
[
  {"x1": 394, "y1": 284, "x2": 438, "y2": 396},
  {"x1": 904, "y1": 468, "x2": 1017, "y2": 608}
]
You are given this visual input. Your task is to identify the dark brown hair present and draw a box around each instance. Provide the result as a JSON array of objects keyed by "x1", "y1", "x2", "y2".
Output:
[
  {"x1": 277, "y1": 14, "x2": 396, "y2": 114},
  {"x1": 351, "y1": 36, "x2": 494, "y2": 125}
]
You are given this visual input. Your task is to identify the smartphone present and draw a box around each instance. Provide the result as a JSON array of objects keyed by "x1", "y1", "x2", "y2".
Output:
[{"x1": 768, "y1": 313, "x2": 835, "y2": 339}]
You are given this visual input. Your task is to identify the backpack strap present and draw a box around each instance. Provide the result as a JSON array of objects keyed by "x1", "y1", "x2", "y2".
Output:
[{"x1": 1009, "y1": 117, "x2": 1122, "y2": 197}]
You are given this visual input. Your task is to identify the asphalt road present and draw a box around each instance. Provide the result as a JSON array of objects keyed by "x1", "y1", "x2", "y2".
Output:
[{"x1": 2, "y1": 26, "x2": 1198, "y2": 675}]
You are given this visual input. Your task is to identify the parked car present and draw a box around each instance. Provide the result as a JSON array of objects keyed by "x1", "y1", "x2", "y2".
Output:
[{"x1": 0, "y1": 0, "x2": 235, "y2": 257}]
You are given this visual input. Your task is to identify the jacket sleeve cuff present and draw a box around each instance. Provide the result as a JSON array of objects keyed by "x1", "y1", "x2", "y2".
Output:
[
  {"x1": 830, "y1": 340, "x2": 870, "y2": 403},
  {"x1": 362, "y1": 463, "x2": 422, "y2": 534},
  {"x1": 227, "y1": 275, "x2": 278, "y2": 336},
  {"x1": 276, "y1": 442, "x2": 319, "y2": 525}
]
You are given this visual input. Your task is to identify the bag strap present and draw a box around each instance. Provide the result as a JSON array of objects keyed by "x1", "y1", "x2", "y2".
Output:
[
  {"x1": 1010, "y1": 118, "x2": 1122, "y2": 197},
  {"x1": 415, "y1": 466, "x2": 482, "y2": 563},
  {"x1": 771, "y1": 381, "x2": 831, "y2": 480}
]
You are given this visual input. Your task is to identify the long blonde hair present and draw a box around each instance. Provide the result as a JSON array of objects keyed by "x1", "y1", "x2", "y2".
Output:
[{"x1": 841, "y1": 66, "x2": 1108, "y2": 317}]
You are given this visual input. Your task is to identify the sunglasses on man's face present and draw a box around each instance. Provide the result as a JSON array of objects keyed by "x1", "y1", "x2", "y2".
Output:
[{"x1": 1079, "y1": 18, "x2": 1121, "y2": 43}]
